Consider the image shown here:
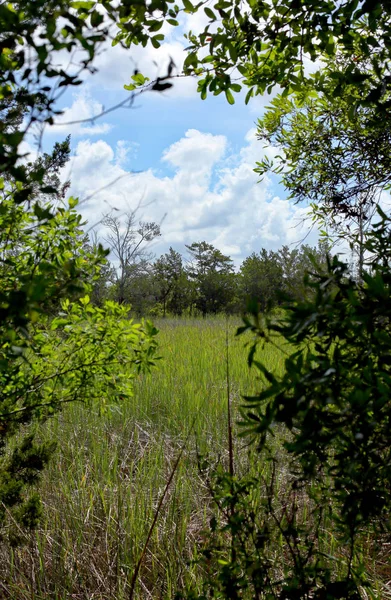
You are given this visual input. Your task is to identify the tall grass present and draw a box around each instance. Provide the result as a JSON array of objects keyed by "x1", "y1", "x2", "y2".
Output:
[
  {"x1": 2, "y1": 317, "x2": 383, "y2": 599},
  {"x1": 1, "y1": 316, "x2": 285, "y2": 598}
]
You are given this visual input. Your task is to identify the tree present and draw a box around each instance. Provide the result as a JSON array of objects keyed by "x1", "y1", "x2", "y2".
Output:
[
  {"x1": 221, "y1": 212, "x2": 391, "y2": 599},
  {"x1": 277, "y1": 243, "x2": 330, "y2": 301},
  {"x1": 84, "y1": 234, "x2": 117, "y2": 307},
  {"x1": 108, "y1": 6, "x2": 391, "y2": 597},
  {"x1": 124, "y1": 259, "x2": 158, "y2": 316},
  {"x1": 183, "y1": 216, "x2": 391, "y2": 598},
  {"x1": 255, "y1": 85, "x2": 390, "y2": 277},
  {"x1": 0, "y1": 2, "x2": 107, "y2": 181},
  {"x1": 239, "y1": 249, "x2": 283, "y2": 311},
  {"x1": 0, "y1": 1, "x2": 185, "y2": 546},
  {"x1": 102, "y1": 211, "x2": 161, "y2": 305},
  {"x1": 256, "y1": 89, "x2": 391, "y2": 208},
  {"x1": 238, "y1": 245, "x2": 330, "y2": 312},
  {"x1": 0, "y1": 1, "x2": 178, "y2": 182},
  {"x1": 0, "y1": 189, "x2": 160, "y2": 538},
  {"x1": 186, "y1": 242, "x2": 236, "y2": 316},
  {"x1": 154, "y1": 247, "x2": 186, "y2": 317},
  {"x1": 0, "y1": 106, "x2": 162, "y2": 538}
]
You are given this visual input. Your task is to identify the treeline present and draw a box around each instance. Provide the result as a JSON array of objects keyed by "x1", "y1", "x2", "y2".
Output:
[{"x1": 90, "y1": 216, "x2": 330, "y2": 316}]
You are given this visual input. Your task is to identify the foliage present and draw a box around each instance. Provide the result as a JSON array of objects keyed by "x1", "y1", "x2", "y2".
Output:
[
  {"x1": 116, "y1": 0, "x2": 391, "y2": 109},
  {"x1": 0, "y1": 193, "x2": 100, "y2": 338},
  {"x1": 241, "y1": 214, "x2": 391, "y2": 535},
  {"x1": 255, "y1": 87, "x2": 390, "y2": 276},
  {"x1": 124, "y1": 261, "x2": 159, "y2": 316},
  {"x1": 87, "y1": 242, "x2": 117, "y2": 307},
  {"x1": 256, "y1": 90, "x2": 391, "y2": 210},
  {"x1": 177, "y1": 212, "x2": 391, "y2": 600},
  {"x1": 0, "y1": 0, "x2": 180, "y2": 180},
  {"x1": 178, "y1": 465, "x2": 345, "y2": 600},
  {"x1": 0, "y1": 1, "x2": 175, "y2": 467},
  {"x1": 277, "y1": 243, "x2": 329, "y2": 301},
  {"x1": 1, "y1": 295, "x2": 159, "y2": 540},
  {"x1": 186, "y1": 242, "x2": 237, "y2": 316},
  {"x1": 239, "y1": 249, "x2": 283, "y2": 311},
  {"x1": 0, "y1": 1, "x2": 103, "y2": 179},
  {"x1": 0, "y1": 181, "x2": 160, "y2": 536},
  {"x1": 238, "y1": 244, "x2": 330, "y2": 312},
  {"x1": 92, "y1": 239, "x2": 331, "y2": 317},
  {"x1": 2, "y1": 1, "x2": 391, "y2": 596},
  {"x1": 0, "y1": 70, "x2": 162, "y2": 535},
  {"x1": 154, "y1": 247, "x2": 188, "y2": 316},
  {"x1": 0, "y1": 317, "x2": 273, "y2": 597}
]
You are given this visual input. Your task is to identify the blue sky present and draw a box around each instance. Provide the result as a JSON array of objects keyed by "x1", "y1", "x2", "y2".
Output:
[{"x1": 26, "y1": 16, "x2": 319, "y2": 265}]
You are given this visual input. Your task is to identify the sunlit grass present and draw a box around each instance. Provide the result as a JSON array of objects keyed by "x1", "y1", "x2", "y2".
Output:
[
  {"x1": 3, "y1": 316, "x2": 285, "y2": 598},
  {"x1": 4, "y1": 317, "x2": 383, "y2": 599}
]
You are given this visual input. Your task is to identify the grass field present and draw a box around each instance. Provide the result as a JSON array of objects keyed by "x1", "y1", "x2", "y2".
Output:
[
  {"x1": 0, "y1": 317, "x2": 287, "y2": 598},
  {"x1": 1, "y1": 317, "x2": 388, "y2": 599}
]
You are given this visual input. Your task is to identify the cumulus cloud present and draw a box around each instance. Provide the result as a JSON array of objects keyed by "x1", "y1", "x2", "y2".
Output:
[
  {"x1": 63, "y1": 128, "x2": 318, "y2": 264},
  {"x1": 91, "y1": 38, "x2": 199, "y2": 98},
  {"x1": 163, "y1": 129, "x2": 226, "y2": 170},
  {"x1": 115, "y1": 140, "x2": 140, "y2": 167},
  {"x1": 46, "y1": 89, "x2": 112, "y2": 137}
]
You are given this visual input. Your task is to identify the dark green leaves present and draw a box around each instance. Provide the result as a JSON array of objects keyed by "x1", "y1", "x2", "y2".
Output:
[{"x1": 237, "y1": 211, "x2": 391, "y2": 595}]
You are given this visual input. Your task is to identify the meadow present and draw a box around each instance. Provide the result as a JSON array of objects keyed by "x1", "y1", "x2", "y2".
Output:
[
  {"x1": 0, "y1": 317, "x2": 281, "y2": 598},
  {"x1": 1, "y1": 317, "x2": 388, "y2": 599}
]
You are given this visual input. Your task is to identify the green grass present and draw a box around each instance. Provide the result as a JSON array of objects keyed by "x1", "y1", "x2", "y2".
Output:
[
  {"x1": 1, "y1": 317, "x2": 286, "y2": 598},
  {"x1": 2, "y1": 317, "x2": 387, "y2": 599}
]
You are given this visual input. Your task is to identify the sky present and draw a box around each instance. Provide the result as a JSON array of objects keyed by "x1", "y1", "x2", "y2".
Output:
[{"x1": 27, "y1": 15, "x2": 320, "y2": 266}]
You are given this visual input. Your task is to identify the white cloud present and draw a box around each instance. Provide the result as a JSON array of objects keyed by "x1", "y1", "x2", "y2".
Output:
[
  {"x1": 46, "y1": 89, "x2": 112, "y2": 137},
  {"x1": 76, "y1": 33, "x2": 198, "y2": 99},
  {"x1": 115, "y1": 140, "x2": 139, "y2": 167},
  {"x1": 17, "y1": 139, "x2": 39, "y2": 165},
  {"x1": 163, "y1": 129, "x2": 226, "y2": 170},
  {"x1": 64, "y1": 128, "x2": 318, "y2": 264}
]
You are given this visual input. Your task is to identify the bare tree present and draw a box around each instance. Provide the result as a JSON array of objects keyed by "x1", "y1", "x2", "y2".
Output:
[{"x1": 102, "y1": 211, "x2": 161, "y2": 304}]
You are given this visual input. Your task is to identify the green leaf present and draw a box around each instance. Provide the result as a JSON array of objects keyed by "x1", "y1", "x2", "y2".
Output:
[
  {"x1": 225, "y1": 88, "x2": 235, "y2": 104},
  {"x1": 245, "y1": 87, "x2": 254, "y2": 104},
  {"x1": 131, "y1": 72, "x2": 147, "y2": 85},
  {"x1": 183, "y1": 0, "x2": 195, "y2": 12},
  {"x1": 68, "y1": 197, "x2": 79, "y2": 209},
  {"x1": 50, "y1": 318, "x2": 69, "y2": 330},
  {"x1": 90, "y1": 10, "x2": 104, "y2": 27},
  {"x1": 184, "y1": 52, "x2": 198, "y2": 70},
  {"x1": 204, "y1": 7, "x2": 216, "y2": 20},
  {"x1": 148, "y1": 20, "x2": 163, "y2": 32},
  {"x1": 71, "y1": 0, "x2": 94, "y2": 8},
  {"x1": 151, "y1": 35, "x2": 163, "y2": 48},
  {"x1": 227, "y1": 43, "x2": 237, "y2": 62}
]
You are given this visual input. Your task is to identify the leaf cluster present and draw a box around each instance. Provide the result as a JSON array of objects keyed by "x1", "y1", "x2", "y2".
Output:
[
  {"x1": 0, "y1": 148, "x2": 160, "y2": 538},
  {"x1": 255, "y1": 91, "x2": 391, "y2": 217},
  {"x1": 115, "y1": 0, "x2": 391, "y2": 109}
]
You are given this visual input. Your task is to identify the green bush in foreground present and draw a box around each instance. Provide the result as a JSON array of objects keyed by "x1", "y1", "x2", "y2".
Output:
[{"x1": 0, "y1": 190, "x2": 159, "y2": 543}]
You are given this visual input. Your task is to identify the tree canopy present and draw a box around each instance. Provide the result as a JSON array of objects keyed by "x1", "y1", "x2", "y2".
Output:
[{"x1": 116, "y1": 0, "x2": 391, "y2": 109}]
